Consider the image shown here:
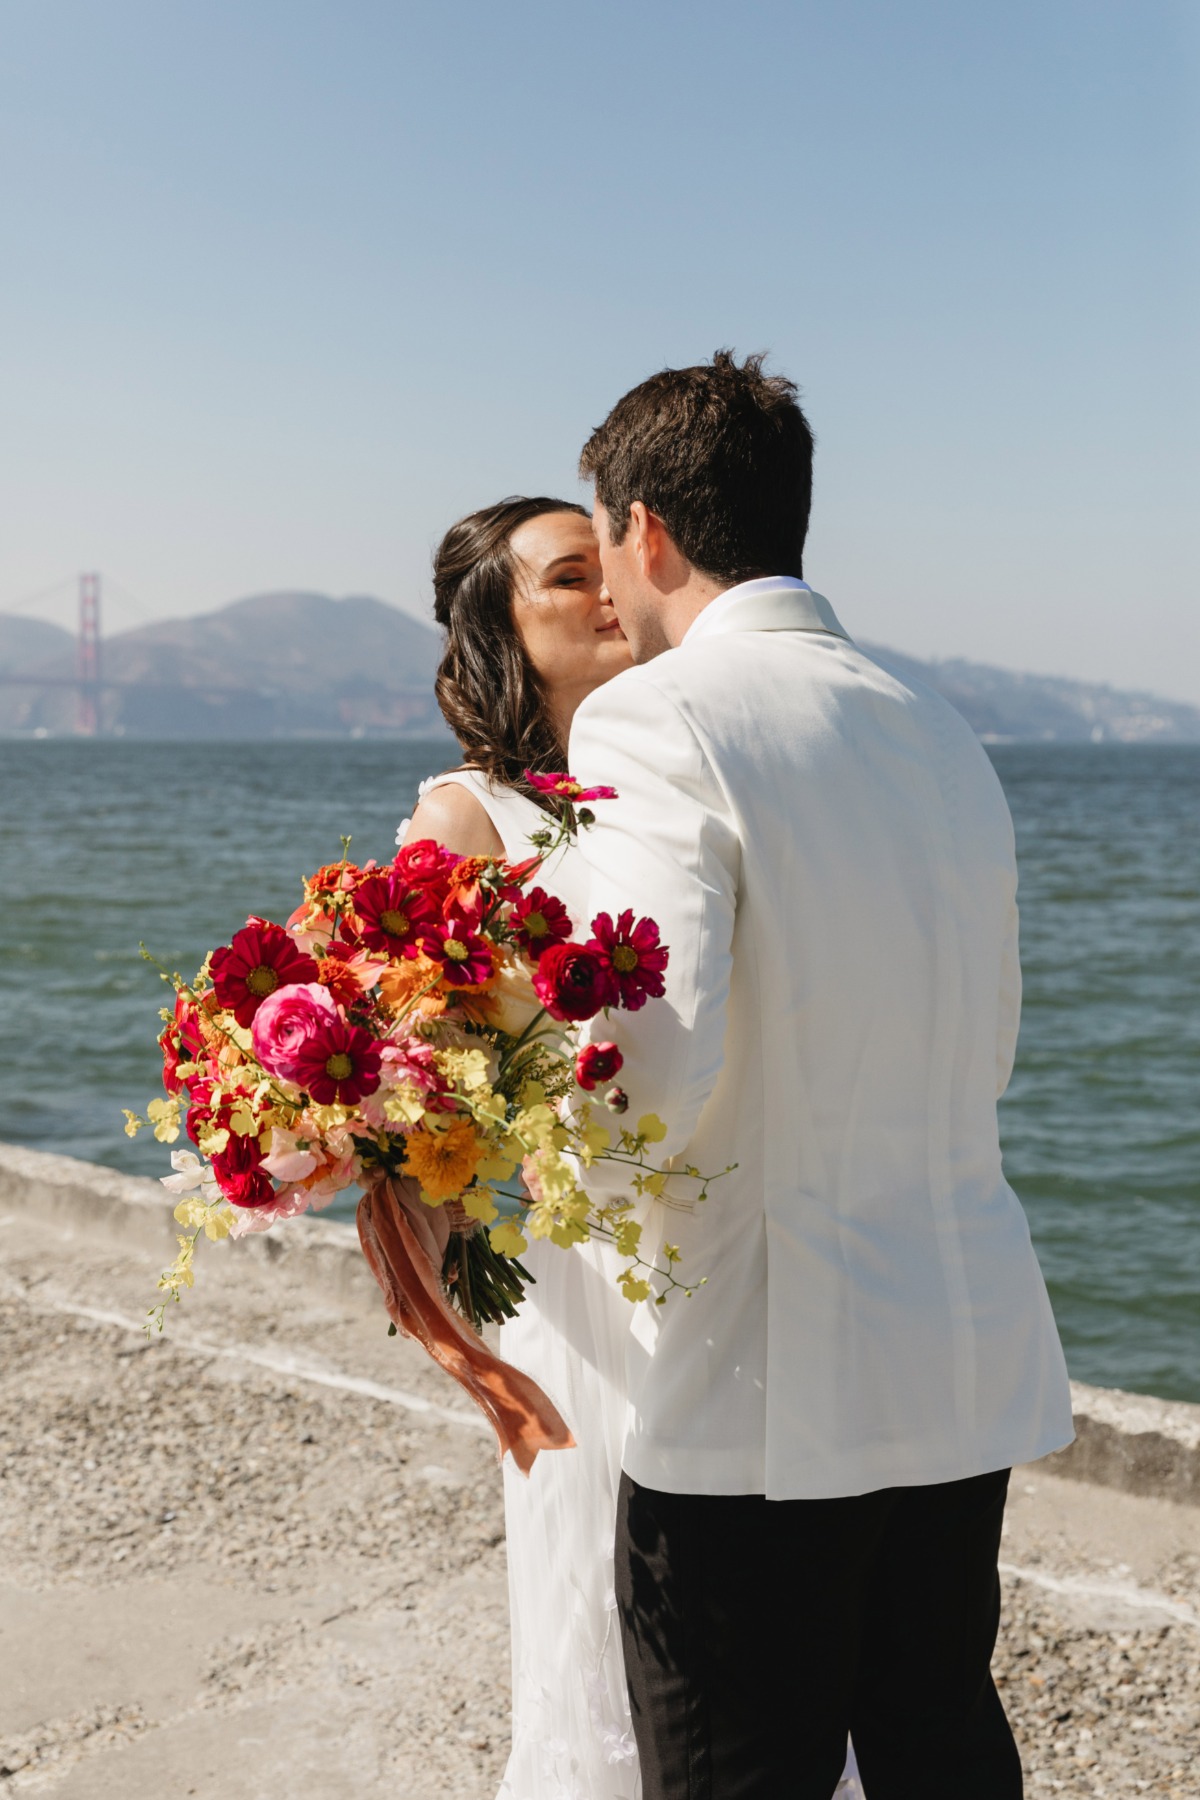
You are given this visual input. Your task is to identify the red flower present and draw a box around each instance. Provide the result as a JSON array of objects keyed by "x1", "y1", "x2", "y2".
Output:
[
  {"x1": 159, "y1": 992, "x2": 205, "y2": 1095},
  {"x1": 210, "y1": 920, "x2": 319, "y2": 1028},
  {"x1": 210, "y1": 1127, "x2": 276, "y2": 1210},
  {"x1": 278, "y1": 1011, "x2": 383, "y2": 1105},
  {"x1": 532, "y1": 941, "x2": 617, "y2": 1022},
  {"x1": 575, "y1": 1041, "x2": 624, "y2": 1090},
  {"x1": 587, "y1": 910, "x2": 669, "y2": 1011},
  {"x1": 352, "y1": 870, "x2": 439, "y2": 958},
  {"x1": 525, "y1": 769, "x2": 618, "y2": 803},
  {"x1": 394, "y1": 839, "x2": 460, "y2": 885},
  {"x1": 510, "y1": 886, "x2": 572, "y2": 961},
  {"x1": 424, "y1": 916, "x2": 495, "y2": 988}
]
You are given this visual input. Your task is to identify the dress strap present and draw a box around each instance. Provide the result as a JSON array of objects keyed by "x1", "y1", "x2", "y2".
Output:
[{"x1": 420, "y1": 768, "x2": 546, "y2": 863}]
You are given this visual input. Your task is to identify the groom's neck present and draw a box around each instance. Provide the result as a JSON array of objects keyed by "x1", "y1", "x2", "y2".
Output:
[{"x1": 654, "y1": 572, "x2": 730, "y2": 652}]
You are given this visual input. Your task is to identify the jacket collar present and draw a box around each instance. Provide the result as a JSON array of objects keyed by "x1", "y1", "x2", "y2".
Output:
[{"x1": 684, "y1": 581, "x2": 848, "y2": 646}]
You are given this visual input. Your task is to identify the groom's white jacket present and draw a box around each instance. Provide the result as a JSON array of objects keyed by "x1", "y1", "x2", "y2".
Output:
[{"x1": 569, "y1": 580, "x2": 1074, "y2": 1501}]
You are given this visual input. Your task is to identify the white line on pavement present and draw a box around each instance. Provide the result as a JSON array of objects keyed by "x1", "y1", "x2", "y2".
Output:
[
  {"x1": 999, "y1": 1560, "x2": 1200, "y2": 1629},
  {"x1": 32, "y1": 1298, "x2": 492, "y2": 1435}
]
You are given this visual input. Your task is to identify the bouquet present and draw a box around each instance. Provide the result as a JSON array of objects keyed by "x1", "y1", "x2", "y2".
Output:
[{"x1": 126, "y1": 774, "x2": 723, "y2": 1469}]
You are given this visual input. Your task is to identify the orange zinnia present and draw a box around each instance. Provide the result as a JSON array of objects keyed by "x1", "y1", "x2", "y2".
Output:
[
  {"x1": 405, "y1": 1116, "x2": 484, "y2": 1202},
  {"x1": 378, "y1": 953, "x2": 449, "y2": 1020}
]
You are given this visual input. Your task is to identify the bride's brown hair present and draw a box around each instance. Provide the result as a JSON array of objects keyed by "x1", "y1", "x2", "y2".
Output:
[{"x1": 432, "y1": 495, "x2": 588, "y2": 797}]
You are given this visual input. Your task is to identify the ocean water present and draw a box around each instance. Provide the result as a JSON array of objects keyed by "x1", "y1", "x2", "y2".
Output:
[{"x1": 1, "y1": 740, "x2": 1196, "y2": 1403}]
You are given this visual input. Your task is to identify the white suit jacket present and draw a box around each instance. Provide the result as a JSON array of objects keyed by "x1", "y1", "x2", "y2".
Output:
[{"x1": 569, "y1": 582, "x2": 1074, "y2": 1501}]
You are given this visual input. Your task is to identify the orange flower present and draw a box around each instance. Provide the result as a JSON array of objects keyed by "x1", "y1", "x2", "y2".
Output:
[
  {"x1": 304, "y1": 859, "x2": 365, "y2": 899},
  {"x1": 378, "y1": 953, "x2": 449, "y2": 1020},
  {"x1": 405, "y1": 1116, "x2": 484, "y2": 1202}
]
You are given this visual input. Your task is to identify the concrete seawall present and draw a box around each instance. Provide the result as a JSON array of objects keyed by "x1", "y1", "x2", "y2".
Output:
[{"x1": 3, "y1": 1138, "x2": 1197, "y2": 1509}]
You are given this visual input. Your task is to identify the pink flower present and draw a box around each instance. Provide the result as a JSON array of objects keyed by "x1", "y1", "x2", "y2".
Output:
[
  {"x1": 252, "y1": 982, "x2": 341, "y2": 1081},
  {"x1": 575, "y1": 1041, "x2": 624, "y2": 1090},
  {"x1": 510, "y1": 886, "x2": 573, "y2": 961},
  {"x1": 587, "y1": 910, "x2": 669, "y2": 1011},
  {"x1": 524, "y1": 769, "x2": 618, "y2": 803}
]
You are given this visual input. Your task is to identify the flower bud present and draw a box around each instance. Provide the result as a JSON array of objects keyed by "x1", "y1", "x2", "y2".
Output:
[{"x1": 605, "y1": 1085, "x2": 629, "y2": 1114}]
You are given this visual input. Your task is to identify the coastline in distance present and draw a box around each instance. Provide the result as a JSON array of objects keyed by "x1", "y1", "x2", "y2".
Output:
[{"x1": 2, "y1": 591, "x2": 1198, "y2": 744}]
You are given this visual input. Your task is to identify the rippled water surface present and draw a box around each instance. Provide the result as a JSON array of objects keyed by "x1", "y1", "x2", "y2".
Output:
[{"x1": 1, "y1": 740, "x2": 1197, "y2": 1400}]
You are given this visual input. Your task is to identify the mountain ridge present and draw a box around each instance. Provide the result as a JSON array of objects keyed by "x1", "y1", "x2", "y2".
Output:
[{"x1": 2, "y1": 590, "x2": 1197, "y2": 743}]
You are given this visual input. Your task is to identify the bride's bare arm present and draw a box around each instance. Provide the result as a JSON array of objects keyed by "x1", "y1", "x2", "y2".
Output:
[{"x1": 404, "y1": 781, "x2": 505, "y2": 860}]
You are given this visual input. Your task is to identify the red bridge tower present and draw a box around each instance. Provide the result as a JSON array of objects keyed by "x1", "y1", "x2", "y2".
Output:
[{"x1": 77, "y1": 572, "x2": 101, "y2": 736}]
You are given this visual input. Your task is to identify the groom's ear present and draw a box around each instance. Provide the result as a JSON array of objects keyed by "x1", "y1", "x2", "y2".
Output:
[{"x1": 630, "y1": 502, "x2": 686, "y2": 586}]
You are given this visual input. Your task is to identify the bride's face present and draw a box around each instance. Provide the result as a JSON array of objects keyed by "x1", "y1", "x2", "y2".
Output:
[{"x1": 508, "y1": 511, "x2": 633, "y2": 718}]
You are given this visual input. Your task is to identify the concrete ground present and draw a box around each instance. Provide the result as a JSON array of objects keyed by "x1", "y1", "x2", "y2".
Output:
[{"x1": 1, "y1": 1188, "x2": 1197, "y2": 1798}]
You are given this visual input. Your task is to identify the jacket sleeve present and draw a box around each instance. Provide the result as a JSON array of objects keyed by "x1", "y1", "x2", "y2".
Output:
[{"x1": 568, "y1": 669, "x2": 740, "y2": 1161}]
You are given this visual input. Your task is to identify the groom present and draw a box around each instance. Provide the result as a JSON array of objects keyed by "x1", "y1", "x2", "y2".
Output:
[{"x1": 568, "y1": 352, "x2": 1074, "y2": 1800}]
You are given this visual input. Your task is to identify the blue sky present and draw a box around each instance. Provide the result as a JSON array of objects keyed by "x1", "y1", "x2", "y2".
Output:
[{"x1": 2, "y1": 1, "x2": 1197, "y2": 698}]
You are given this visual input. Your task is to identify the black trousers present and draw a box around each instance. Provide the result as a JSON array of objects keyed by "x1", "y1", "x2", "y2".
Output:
[{"x1": 615, "y1": 1466, "x2": 1021, "y2": 1800}]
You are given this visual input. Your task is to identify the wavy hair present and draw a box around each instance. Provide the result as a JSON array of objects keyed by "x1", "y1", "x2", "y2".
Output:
[{"x1": 432, "y1": 495, "x2": 588, "y2": 797}]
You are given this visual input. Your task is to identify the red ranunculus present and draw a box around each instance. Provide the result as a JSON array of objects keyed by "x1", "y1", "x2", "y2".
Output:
[
  {"x1": 210, "y1": 919, "x2": 320, "y2": 1027},
  {"x1": 532, "y1": 941, "x2": 617, "y2": 1022},
  {"x1": 210, "y1": 1126, "x2": 276, "y2": 1209},
  {"x1": 394, "y1": 839, "x2": 460, "y2": 885},
  {"x1": 587, "y1": 910, "x2": 669, "y2": 1011},
  {"x1": 510, "y1": 886, "x2": 572, "y2": 961},
  {"x1": 575, "y1": 1041, "x2": 624, "y2": 1090},
  {"x1": 352, "y1": 870, "x2": 438, "y2": 958}
]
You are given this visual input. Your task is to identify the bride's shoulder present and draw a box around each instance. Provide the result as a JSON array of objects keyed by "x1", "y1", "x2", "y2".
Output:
[{"x1": 403, "y1": 769, "x2": 506, "y2": 859}]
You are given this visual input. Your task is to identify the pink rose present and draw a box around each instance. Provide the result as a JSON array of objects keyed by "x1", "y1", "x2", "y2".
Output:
[{"x1": 251, "y1": 981, "x2": 341, "y2": 1083}]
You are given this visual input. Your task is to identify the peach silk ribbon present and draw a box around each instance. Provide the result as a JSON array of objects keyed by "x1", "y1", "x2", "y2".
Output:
[{"x1": 356, "y1": 1173, "x2": 575, "y2": 1475}]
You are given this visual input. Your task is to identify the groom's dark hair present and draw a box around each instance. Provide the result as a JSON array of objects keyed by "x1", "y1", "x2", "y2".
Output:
[{"x1": 579, "y1": 350, "x2": 814, "y2": 582}]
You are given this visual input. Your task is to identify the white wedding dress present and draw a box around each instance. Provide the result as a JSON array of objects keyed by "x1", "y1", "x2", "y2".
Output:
[{"x1": 416, "y1": 769, "x2": 863, "y2": 1800}]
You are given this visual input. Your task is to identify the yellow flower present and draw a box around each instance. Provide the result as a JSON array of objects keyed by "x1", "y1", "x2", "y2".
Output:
[
  {"x1": 475, "y1": 1145, "x2": 517, "y2": 1182},
  {"x1": 405, "y1": 1116, "x2": 484, "y2": 1203},
  {"x1": 489, "y1": 1217, "x2": 528, "y2": 1258},
  {"x1": 619, "y1": 1269, "x2": 652, "y2": 1304},
  {"x1": 638, "y1": 1113, "x2": 667, "y2": 1144},
  {"x1": 146, "y1": 1097, "x2": 181, "y2": 1144},
  {"x1": 173, "y1": 1198, "x2": 234, "y2": 1240},
  {"x1": 615, "y1": 1218, "x2": 642, "y2": 1258},
  {"x1": 461, "y1": 1186, "x2": 499, "y2": 1225},
  {"x1": 122, "y1": 1110, "x2": 143, "y2": 1139},
  {"x1": 436, "y1": 1046, "x2": 493, "y2": 1092},
  {"x1": 510, "y1": 1102, "x2": 557, "y2": 1152},
  {"x1": 383, "y1": 1083, "x2": 428, "y2": 1127}
]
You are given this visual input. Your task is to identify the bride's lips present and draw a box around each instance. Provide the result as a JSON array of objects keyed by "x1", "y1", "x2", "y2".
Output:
[{"x1": 595, "y1": 620, "x2": 624, "y2": 635}]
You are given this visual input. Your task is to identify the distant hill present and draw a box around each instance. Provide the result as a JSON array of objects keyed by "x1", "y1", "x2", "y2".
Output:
[
  {"x1": 863, "y1": 644, "x2": 1200, "y2": 745},
  {"x1": 2, "y1": 589, "x2": 1198, "y2": 743},
  {"x1": 0, "y1": 591, "x2": 450, "y2": 738},
  {"x1": 0, "y1": 614, "x2": 74, "y2": 676}
]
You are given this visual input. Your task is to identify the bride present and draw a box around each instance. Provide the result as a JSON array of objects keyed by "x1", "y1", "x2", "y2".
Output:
[{"x1": 401, "y1": 496, "x2": 863, "y2": 1800}]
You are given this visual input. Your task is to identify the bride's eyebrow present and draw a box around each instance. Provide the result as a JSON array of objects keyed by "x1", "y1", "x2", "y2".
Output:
[{"x1": 540, "y1": 552, "x2": 590, "y2": 580}]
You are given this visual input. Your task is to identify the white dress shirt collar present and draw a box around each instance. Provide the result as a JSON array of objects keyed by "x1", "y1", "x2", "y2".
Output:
[{"x1": 683, "y1": 576, "x2": 811, "y2": 646}]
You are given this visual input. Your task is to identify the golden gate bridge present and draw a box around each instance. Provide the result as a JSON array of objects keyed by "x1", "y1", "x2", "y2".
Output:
[{"x1": 0, "y1": 572, "x2": 106, "y2": 734}]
